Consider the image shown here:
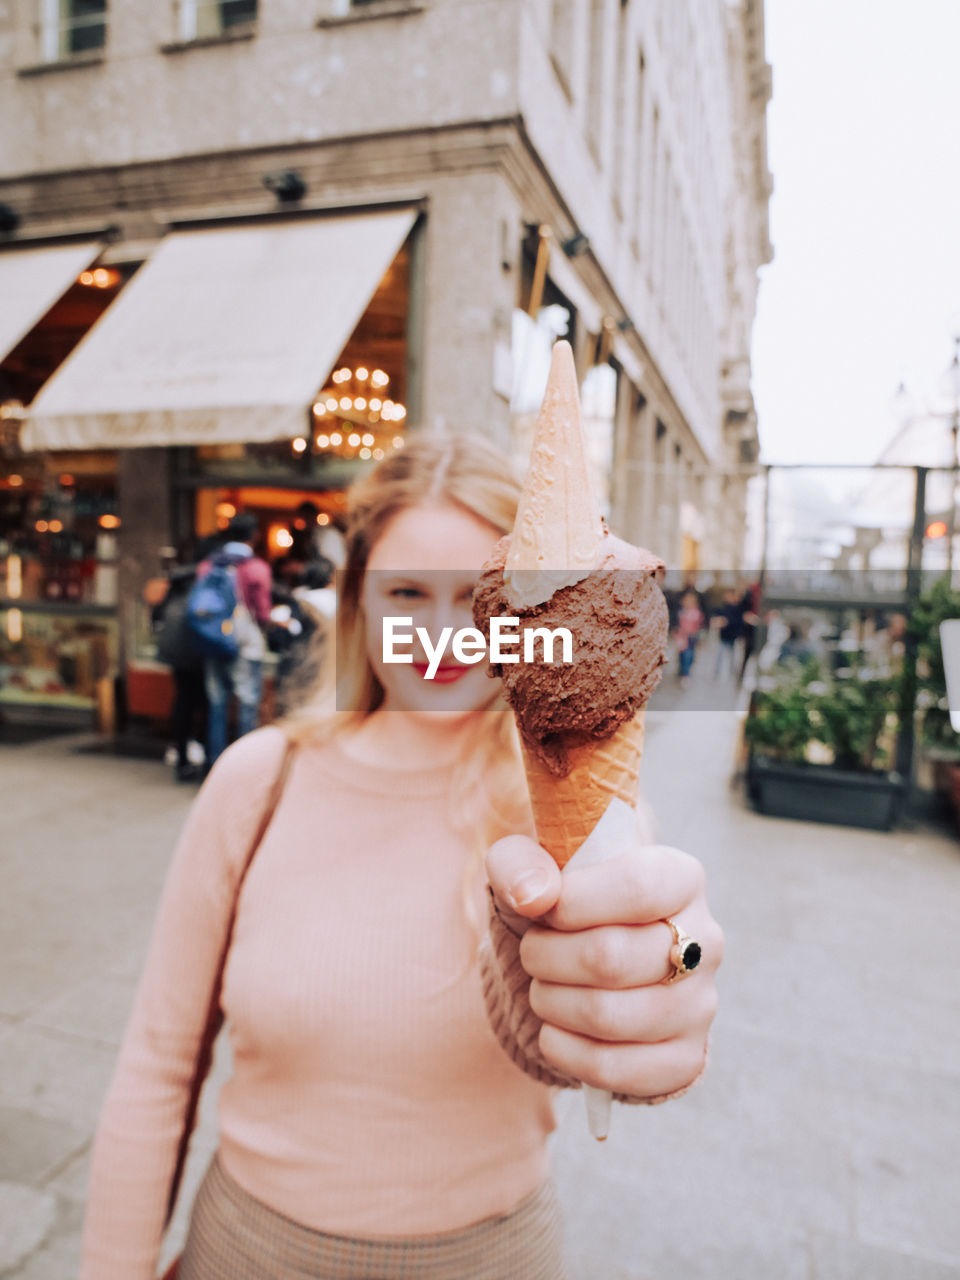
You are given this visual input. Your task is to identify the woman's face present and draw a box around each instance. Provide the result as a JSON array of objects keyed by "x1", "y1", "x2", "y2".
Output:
[{"x1": 361, "y1": 502, "x2": 503, "y2": 718}]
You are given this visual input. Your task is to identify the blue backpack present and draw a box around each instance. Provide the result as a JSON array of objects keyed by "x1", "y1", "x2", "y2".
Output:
[{"x1": 186, "y1": 563, "x2": 240, "y2": 659}]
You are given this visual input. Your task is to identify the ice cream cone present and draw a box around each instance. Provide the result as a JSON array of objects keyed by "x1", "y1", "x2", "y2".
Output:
[{"x1": 521, "y1": 709, "x2": 646, "y2": 868}]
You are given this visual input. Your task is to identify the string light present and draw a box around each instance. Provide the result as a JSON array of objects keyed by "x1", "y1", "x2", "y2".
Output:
[
  {"x1": 330, "y1": 432, "x2": 342, "y2": 446},
  {"x1": 48, "y1": 519, "x2": 63, "y2": 533},
  {"x1": 316, "y1": 433, "x2": 330, "y2": 448},
  {"x1": 99, "y1": 514, "x2": 121, "y2": 529},
  {"x1": 8, "y1": 475, "x2": 23, "y2": 487},
  {"x1": 359, "y1": 447, "x2": 372, "y2": 459},
  {"x1": 347, "y1": 433, "x2": 361, "y2": 447},
  {"x1": 292, "y1": 437, "x2": 308, "y2": 454},
  {"x1": 316, "y1": 513, "x2": 330, "y2": 526}
]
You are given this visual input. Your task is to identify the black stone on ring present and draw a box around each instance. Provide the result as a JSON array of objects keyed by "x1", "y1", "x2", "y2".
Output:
[{"x1": 664, "y1": 917, "x2": 703, "y2": 983}]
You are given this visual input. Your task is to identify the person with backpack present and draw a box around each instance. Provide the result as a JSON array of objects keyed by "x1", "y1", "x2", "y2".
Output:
[
  {"x1": 152, "y1": 559, "x2": 207, "y2": 783},
  {"x1": 189, "y1": 513, "x2": 272, "y2": 767}
]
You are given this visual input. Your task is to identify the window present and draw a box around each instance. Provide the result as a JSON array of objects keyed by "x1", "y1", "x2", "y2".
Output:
[
  {"x1": 178, "y1": 0, "x2": 257, "y2": 42},
  {"x1": 550, "y1": 0, "x2": 575, "y2": 97},
  {"x1": 631, "y1": 52, "x2": 646, "y2": 247},
  {"x1": 612, "y1": 2, "x2": 630, "y2": 210},
  {"x1": 585, "y1": 0, "x2": 605, "y2": 157},
  {"x1": 40, "y1": 0, "x2": 106, "y2": 61}
]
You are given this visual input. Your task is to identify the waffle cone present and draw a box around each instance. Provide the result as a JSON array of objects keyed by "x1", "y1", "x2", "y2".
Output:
[{"x1": 521, "y1": 709, "x2": 646, "y2": 868}]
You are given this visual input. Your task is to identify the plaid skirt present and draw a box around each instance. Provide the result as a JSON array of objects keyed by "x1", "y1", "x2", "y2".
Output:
[{"x1": 177, "y1": 1154, "x2": 567, "y2": 1280}]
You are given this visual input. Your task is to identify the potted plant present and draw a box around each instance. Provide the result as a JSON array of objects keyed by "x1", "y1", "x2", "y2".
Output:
[{"x1": 745, "y1": 661, "x2": 903, "y2": 830}]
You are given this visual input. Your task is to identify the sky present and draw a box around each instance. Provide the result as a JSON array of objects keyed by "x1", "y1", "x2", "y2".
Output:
[{"x1": 751, "y1": 0, "x2": 960, "y2": 465}]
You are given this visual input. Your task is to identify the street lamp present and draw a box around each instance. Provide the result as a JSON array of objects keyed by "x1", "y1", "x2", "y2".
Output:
[
  {"x1": 892, "y1": 336, "x2": 960, "y2": 579},
  {"x1": 941, "y1": 336, "x2": 960, "y2": 579}
]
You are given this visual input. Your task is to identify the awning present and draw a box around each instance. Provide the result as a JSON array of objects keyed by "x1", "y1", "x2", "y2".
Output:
[
  {"x1": 0, "y1": 241, "x2": 102, "y2": 363},
  {"x1": 21, "y1": 209, "x2": 417, "y2": 451}
]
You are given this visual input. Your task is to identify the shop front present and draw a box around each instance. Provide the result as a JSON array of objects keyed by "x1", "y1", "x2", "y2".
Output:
[
  {"x1": 1, "y1": 205, "x2": 420, "y2": 730},
  {"x1": 0, "y1": 242, "x2": 132, "y2": 726}
]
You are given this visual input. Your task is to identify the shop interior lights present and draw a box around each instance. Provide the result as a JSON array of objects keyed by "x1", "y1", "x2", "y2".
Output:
[
  {"x1": 307, "y1": 367, "x2": 407, "y2": 460},
  {"x1": 78, "y1": 267, "x2": 120, "y2": 289},
  {"x1": 6, "y1": 554, "x2": 22, "y2": 599}
]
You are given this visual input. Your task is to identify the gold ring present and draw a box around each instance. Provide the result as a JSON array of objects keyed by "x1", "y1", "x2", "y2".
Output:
[{"x1": 663, "y1": 917, "x2": 702, "y2": 984}]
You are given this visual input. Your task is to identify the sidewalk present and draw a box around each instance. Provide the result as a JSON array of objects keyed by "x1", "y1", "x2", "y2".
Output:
[{"x1": 2, "y1": 706, "x2": 959, "y2": 1278}]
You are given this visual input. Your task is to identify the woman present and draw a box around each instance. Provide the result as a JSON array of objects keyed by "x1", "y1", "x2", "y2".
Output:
[
  {"x1": 674, "y1": 590, "x2": 705, "y2": 687},
  {"x1": 80, "y1": 435, "x2": 722, "y2": 1279}
]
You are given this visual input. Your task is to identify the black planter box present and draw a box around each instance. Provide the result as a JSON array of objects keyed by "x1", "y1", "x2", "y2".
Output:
[{"x1": 747, "y1": 756, "x2": 904, "y2": 831}]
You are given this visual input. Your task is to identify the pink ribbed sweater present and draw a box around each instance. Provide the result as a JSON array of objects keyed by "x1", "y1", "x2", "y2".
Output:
[{"x1": 80, "y1": 727, "x2": 557, "y2": 1280}]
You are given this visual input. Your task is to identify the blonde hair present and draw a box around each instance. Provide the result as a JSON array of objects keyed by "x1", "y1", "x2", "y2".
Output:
[{"x1": 282, "y1": 433, "x2": 532, "y2": 878}]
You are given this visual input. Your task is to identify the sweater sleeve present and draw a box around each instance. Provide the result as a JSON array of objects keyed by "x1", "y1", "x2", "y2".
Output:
[
  {"x1": 79, "y1": 727, "x2": 290, "y2": 1280},
  {"x1": 478, "y1": 891, "x2": 708, "y2": 1107}
]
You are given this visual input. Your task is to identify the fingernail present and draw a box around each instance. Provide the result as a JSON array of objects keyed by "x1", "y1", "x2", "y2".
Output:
[{"x1": 507, "y1": 869, "x2": 550, "y2": 909}]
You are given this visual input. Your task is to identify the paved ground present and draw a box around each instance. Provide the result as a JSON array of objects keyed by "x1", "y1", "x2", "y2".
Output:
[{"x1": 3, "y1": 683, "x2": 960, "y2": 1278}]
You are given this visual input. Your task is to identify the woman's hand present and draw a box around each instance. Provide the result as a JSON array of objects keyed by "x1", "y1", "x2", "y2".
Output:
[{"x1": 485, "y1": 835, "x2": 723, "y2": 1100}]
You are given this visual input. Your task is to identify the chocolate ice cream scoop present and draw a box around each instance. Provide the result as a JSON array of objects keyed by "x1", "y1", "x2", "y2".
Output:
[{"x1": 473, "y1": 529, "x2": 668, "y2": 776}]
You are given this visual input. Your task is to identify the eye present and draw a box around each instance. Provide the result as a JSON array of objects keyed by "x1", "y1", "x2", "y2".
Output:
[{"x1": 388, "y1": 586, "x2": 425, "y2": 600}]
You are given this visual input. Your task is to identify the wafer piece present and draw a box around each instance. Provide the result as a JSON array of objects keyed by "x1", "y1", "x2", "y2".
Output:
[{"x1": 504, "y1": 341, "x2": 604, "y2": 610}]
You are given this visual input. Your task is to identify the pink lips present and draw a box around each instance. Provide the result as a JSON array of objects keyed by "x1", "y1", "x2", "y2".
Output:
[{"x1": 412, "y1": 663, "x2": 471, "y2": 684}]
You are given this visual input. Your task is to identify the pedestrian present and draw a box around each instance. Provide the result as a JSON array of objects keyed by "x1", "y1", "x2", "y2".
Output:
[
  {"x1": 79, "y1": 434, "x2": 722, "y2": 1280},
  {"x1": 777, "y1": 621, "x2": 816, "y2": 666},
  {"x1": 714, "y1": 586, "x2": 744, "y2": 679},
  {"x1": 196, "y1": 513, "x2": 272, "y2": 767},
  {"x1": 151, "y1": 552, "x2": 209, "y2": 782},
  {"x1": 267, "y1": 572, "x2": 320, "y2": 717},
  {"x1": 674, "y1": 589, "x2": 705, "y2": 687},
  {"x1": 269, "y1": 555, "x2": 338, "y2": 712},
  {"x1": 737, "y1": 579, "x2": 762, "y2": 685},
  {"x1": 294, "y1": 555, "x2": 337, "y2": 623}
]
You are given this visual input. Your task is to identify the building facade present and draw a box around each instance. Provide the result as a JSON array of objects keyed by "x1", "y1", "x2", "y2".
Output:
[{"x1": 0, "y1": 0, "x2": 771, "y2": 723}]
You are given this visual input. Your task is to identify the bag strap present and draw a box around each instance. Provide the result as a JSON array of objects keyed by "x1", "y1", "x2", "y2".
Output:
[{"x1": 164, "y1": 736, "x2": 297, "y2": 1227}]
